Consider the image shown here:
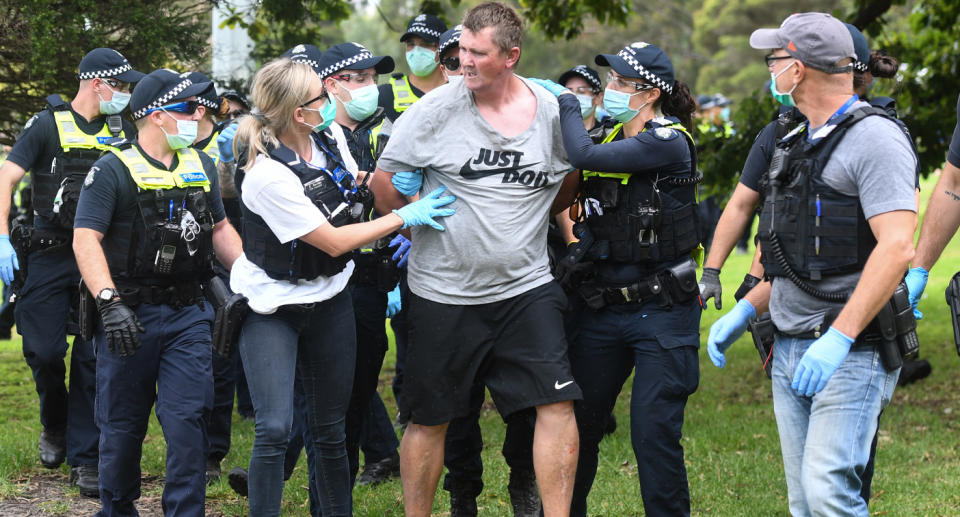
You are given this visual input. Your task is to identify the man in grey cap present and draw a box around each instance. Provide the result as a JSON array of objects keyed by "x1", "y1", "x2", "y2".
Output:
[
  {"x1": 706, "y1": 12, "x2": 918, "y2": 515},
  {"x1": 0, "y1": 47, "x2": 143, "y2": 496}
]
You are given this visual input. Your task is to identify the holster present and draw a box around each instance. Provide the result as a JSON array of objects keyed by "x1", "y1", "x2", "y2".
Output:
[
  {"x1": 204, "y1": 275, "x2": 249, "y2": 358},
  {"x1": 9, "y1": 223, "x2": 32, "y2": 295},
  {"x1": 78, "y1": 281, "x2": 97, "y2": 342},
  {"x1": 748, "y1": 312, "x2": 775, "y2": 379},
  {"x1": 946, "y1": 271, "x2": 960, "y2": 356},
  {"x1": 873, "y1": 282, "x2": 919, "y2": 371}
]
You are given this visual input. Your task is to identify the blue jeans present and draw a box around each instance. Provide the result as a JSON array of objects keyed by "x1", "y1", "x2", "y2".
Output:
[
  {"x1": 771, "y1": 335, "x2": 899, "y2": 517},
  {"x1": 239, "y1": 290, "x2": 356, "y2": 517}
]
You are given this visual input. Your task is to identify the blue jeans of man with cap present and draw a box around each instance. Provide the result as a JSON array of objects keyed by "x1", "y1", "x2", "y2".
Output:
[
  {"x1": 17, "y1": 244, "x2": 99, "y2": 468},
  {"x1": 771, "y1": 335, "x2": 898, "y2": 517},
  {"x1": 95, "y1": 303, "x2": 213, "y2": 517}
]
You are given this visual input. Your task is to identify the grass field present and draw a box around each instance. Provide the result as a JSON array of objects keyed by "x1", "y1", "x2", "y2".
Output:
[{"x1": 2, "y1": 174, "x2": 960, "y2": 515}]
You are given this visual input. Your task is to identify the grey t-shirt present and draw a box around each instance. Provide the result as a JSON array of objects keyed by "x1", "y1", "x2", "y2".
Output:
[
  {"x1": 377, "y1": 77, "x2": 573, "y2": 304},
  {"x1": 770, "y1": 103, "x2": 917, "y2": 334}
]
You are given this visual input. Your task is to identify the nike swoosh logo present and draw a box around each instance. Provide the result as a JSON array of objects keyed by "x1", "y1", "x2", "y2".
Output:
[
  {"x1": 459, "y1": 159, "x2": 542, "y2": 180},
  {"x1": 554, "y1": 380, "x2": 574, "y2": 390}
]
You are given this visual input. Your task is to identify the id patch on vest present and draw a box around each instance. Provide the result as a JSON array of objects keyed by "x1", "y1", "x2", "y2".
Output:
[
  {"x1": 83, "y1": 166, "x2": 100, "y2": 189},
  {"x1": 179, "y1": 171, "x2": 208, "y2": 184}
]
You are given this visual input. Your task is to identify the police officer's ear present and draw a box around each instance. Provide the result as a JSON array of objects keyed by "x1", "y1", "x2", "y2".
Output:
[
  {"x1": 323, "y1": 76, "x2": 340, "y2": 98},
  {"x1": 645, "y1": 87, "x2": 662, "y2": 105}
]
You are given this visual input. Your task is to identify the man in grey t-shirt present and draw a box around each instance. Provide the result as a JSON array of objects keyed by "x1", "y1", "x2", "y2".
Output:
[
  {"x1": 706, "y1": 13, "x2": 917, "y2": 516},
  {"x1": 371, "y1": 3, "x2": 581, "y2": 516}
]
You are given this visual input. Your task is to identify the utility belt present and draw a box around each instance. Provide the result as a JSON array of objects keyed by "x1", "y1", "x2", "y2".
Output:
[
  {"x1": 760, "y1": 282, "x2": 918, "y2": 373},
  {"x1": 350, "y1": 238, "x2": 401, "y2": 293},
  {"x1": 9, "y1": 224, "x2": 72, "y2": 296},
  {"x1": 574, "y1": 258, "x2": 700, "y2": 310},
  {"x1": 116, "y1": 281, "x2": 206, "y2": 309}
]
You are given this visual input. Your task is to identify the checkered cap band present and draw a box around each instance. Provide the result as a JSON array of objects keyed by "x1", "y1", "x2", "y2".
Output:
[
  {"x1": 319, "y1": 50, "x2": 374, "y2": 78},
  {"x1": 291, "y1": 56, "x2": 321, "y2": 70},
  {"x1": 407, "y1": 26, "x2": 442, "y2": 40},
  {"x1": 573, "y1": 66, "x2": 602, "y2": 91},
  {"x1": 197, "y1": 96, "x2": 220, "y2": 110},
  {"x1": 132, "y1": 78, "x2": 195, "y2": 119},
  {"x1": 853, "y1": 60, "x2": 868, "y2": 73},
  {"x1": 78, "y1": 63, "x2": 133, "y2": 81},
  {"x1": 616, "y1": 49, "x2": 672, "y2": 94}
]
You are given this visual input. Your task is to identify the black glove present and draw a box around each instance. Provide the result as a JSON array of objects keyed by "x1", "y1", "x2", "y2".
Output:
[
  {"x1": 98, "y1": 298, "x2": 146, "y2": 357},
  {"x1": 698, "y1": 267, "x2": 722, "y2": 309},
  {"x1": 734, "y1": 274, "x2": 762, "y2": 302}
]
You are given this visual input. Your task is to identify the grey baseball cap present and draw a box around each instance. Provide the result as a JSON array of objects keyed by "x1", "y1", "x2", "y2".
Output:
[{"x1": 749, "y1": 12, "x2": 856, "y2": 74}]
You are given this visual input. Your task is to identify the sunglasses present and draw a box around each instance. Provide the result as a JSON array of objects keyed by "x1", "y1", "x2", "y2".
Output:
[
  {"x1": 143, "y1": 100, "x2": 199, "y2": 116},
  {"x1": 765, "y1": 54, "x2": 794, "y2": 68},
  {"x1": 441, "y1": 56, "x2": 460, "y2": 71},
  {"x1": 102, "y1": 78, "x2": 131, "y2": 92}
]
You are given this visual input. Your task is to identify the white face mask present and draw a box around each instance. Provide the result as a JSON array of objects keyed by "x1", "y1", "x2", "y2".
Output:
[{"x1": 98, "y1": 84, "x2": 131, "y2": 115}]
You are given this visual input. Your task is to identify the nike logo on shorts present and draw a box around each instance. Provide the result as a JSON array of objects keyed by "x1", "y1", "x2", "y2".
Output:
[{"x1": 554, "y1": 380, "x2": 574, "y2": 390}]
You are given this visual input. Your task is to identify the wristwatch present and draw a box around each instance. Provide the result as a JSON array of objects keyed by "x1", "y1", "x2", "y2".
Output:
[{"x1": 97, "y1": 287, "x2": 119, "y2": 306}]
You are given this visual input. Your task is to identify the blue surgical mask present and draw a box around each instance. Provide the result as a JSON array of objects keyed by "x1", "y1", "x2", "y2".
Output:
[
  {"x1": 161, "y1": 111, "x2": 198, "y2": 150},
  {"x1": 603, "y1": 87, "x2": 647, "y2": 123},
  {"x1": 576, "y1": 94, "x2": 596, "y2": 119},
  {"x1": 98, "y1": 85, "x2": 130, "y2": 115},
  {"x1": 335, "y1": 81, "x2": 380, "y2": 122},
  {"x1": 769, "y1": 61, "x2": 798, "y2": 107},
  {"x1": 406, "y1": 46, "x2": 438, "y2": 77},
  {"x1": 302, "y1": 97, "x2": 337, "y2": 133},
  {"x1": 720, "y1": 106, "x2": 731, "y2": 122}
]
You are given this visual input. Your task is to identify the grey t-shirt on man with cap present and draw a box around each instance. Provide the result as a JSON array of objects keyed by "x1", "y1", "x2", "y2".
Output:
[
  {"x1": 769, "y1": 102, "x2": 917, "y2": 334},
  {"x1": 377, "y1": 77, "x2": 573, "y2": 305}
]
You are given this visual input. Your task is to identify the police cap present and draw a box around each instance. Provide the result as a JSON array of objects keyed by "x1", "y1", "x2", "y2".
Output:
[
  {"x1": 282, "y1": 44, "x2": 326, "y2": 75},
  {"x1": 130, "y1": 69, "x2": 212, "y2": 120},
  {"x1": 400, "y1": 14, "x2": 447, "y2": 44},
  {"x1": 318, "y1": 42, "x2": 395, "y2": 79},
  {"x1": 438, "y1": 25, "x2": 463, "y2": 57},
  {"x1": 77, "y1": 48, "x2": 145, "y2": 83},
  {"x1": 558, "y1": 65, "x2": 602, "y2": 95},
  {"x1": 596, "y1": 42, "x2": 675, "y2": 94}
]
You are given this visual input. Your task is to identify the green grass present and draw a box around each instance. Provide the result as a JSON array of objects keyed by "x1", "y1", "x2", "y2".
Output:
[{"x1": 1, "y1": 174, "x2": 960, "y2": 515}]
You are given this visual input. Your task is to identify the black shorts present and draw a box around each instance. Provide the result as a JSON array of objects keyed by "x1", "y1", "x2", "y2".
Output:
[{"x1": 400, "y1": 281, "x2": 582, "y2": 426}]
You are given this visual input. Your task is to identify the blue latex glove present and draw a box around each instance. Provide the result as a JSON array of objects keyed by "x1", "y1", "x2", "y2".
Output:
[
  {"x1": 385, "y1": 286, "x2": 402, "y2": 318},
  {"x1": 0, "y1": 235, "x2": 19, "y2": 286},
  {"x1": 391, "y1": 170, "x2": 423, "y2": 197},
  {"x1": 393, "y1": 186, "x2": 456, "y2": 231},
  {"x1": 527, "y1": 78, "x2": 569, "y2": 97},
  {"x1": 217, "y1": 123, "x2": 238, "y2": 163},
  {"x1": 904, "y1": 266, "x2": 928, "y2": 320},
  {"x1": 390, "y1": 234, "x2": 411, "y2": 268},
  {"x1": 792, "y1": 326, "x2": 855, "y2": 397},
  {"x1": 707, "y1": 298, "x2": 757, "y2": 368}
]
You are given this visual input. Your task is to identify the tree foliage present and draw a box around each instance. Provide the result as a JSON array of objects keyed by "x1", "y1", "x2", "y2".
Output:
[{"x1": 0, "y1": 0, "x2": 210, "y2": 147}]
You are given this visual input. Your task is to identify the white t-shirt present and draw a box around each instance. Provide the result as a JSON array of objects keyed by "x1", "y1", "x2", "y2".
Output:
[{"x1": 231, "y1": 124, "x2": 359, "y2": 314}]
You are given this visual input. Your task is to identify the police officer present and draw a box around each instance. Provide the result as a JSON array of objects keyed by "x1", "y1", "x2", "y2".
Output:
[
  {"x1": 317, "y1": 41, "x2": 405, "y2": 485},
  {"x1": 533, "y1": 40, "x2": 702, "y2": 517},
  {"x1": 73, "y1": 68, "x2": 242, "y2": 516},
  {"x1": 221, "y1": 90, "x2": 251, "y2": 122},
  {"x1": 558, "y1": 65, "x2": 610, "y2": 137},
  {"x1": 228, "y1": 56, "x2": 454, "y2": 516},
  {"x1": 708, "y1": 13, "x2": 917, "y2": 515},
  {"x1": 378, "y1": 13, "x2": 448, "y2": 123},
  {"x1": 0, "y1": 47, "x2": 143, "y2": 496}
]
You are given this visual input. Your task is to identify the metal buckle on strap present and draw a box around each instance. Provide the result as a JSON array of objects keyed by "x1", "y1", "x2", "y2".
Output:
[{"x1": 620, "y1": 286, "x2": 633, "y2": 302}]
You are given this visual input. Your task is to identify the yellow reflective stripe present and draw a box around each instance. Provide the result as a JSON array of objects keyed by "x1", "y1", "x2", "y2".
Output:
[
  {"x1": 582, "y1": 123, "x2": 625, "y2": 182},
  {"x1": 109, "y1": 146, "x2": 211, "y2": 192},
  {"x1": 53, "y1": 111, "x2": 116, "y2": 151},
  {"x1": 390, "y1": 76, "x2": 419, "y2": 113},
  {"x1": 201, "y1": 130, "x2": 220, "y2": 164}
]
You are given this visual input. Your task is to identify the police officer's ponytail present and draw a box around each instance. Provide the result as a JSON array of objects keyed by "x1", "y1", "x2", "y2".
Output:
[
  {"x1": 234, "y1": 58, "x2": 317, "y2": 171},
  {"x1": 659, "y1": 80, "x2": 697, "y2": 133}
]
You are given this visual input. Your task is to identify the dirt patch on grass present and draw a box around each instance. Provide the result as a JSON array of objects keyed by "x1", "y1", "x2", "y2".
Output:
[{"x1": 0, "y1": 472, "x2": 227, "y2": 516}]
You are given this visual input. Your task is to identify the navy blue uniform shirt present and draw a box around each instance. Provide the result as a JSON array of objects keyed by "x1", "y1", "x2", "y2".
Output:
[
  {"x1": 6, "y1": 104, "x2": 136, "y2": 229},
  {"x1": 74, "y1": 140, "x2": 226, "y2": 236}
]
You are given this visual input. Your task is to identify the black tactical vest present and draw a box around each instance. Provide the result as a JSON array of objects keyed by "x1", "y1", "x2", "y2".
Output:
[
  {"x1": 580, "y1": 118, "x2": 701, "y2": 265},
  {"x1": 240, "y1": 132, "x2": 364, "y2": 282},
  {"x1": 757, "y1": 105, "x2": 914, "y2": 280}
]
